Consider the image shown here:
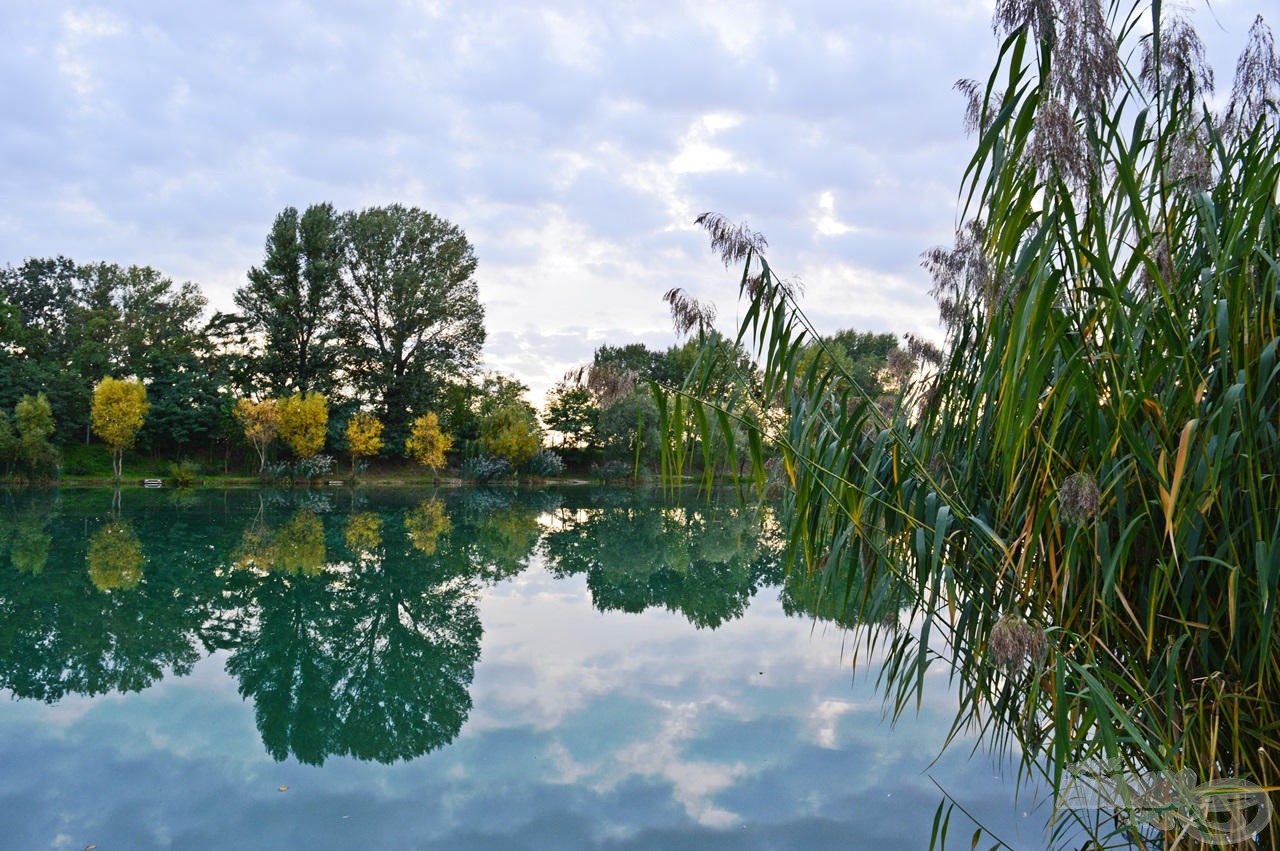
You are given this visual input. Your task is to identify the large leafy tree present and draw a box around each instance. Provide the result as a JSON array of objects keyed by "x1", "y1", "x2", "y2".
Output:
[
  {"x1": 543, "y1": 382, "x2": 598, "y2": 449},
  {"x1": 336, "y1": 205, "x2": 484, "y2": 449},
  {"x1": 0, "y1": 258, "x2": 85, "y2": 442},
  {"x1": 1, "y1": 259, "x2": 218, "y2": 450},
  {"x1": 235, "y1": 204, "x2": 342, "y2": 396}
]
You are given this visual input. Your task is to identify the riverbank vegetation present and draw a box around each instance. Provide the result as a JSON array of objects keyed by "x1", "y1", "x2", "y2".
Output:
[
  {"x1": 0, "y1": 212, "x2": 641, "y2": 483},
  {"x1": 665, "y1": 2, "x2": 1280, "y2": 847},
  {"x1": 1, "y1": 211, "x2": 906, "y2": 485}
]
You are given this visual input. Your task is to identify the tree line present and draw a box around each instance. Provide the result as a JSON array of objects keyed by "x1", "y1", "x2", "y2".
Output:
[
  {"x1": 2, "y1": 200, "x2": 917, "y2": 482},
  {"x1": 0, "y1": 203, "x2": 514, "y2": 480}
]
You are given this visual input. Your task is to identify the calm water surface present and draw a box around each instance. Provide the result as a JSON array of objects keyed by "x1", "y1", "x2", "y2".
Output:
[{"x1": 0, "y1": 487, "x2": 1052, "y2": 849}]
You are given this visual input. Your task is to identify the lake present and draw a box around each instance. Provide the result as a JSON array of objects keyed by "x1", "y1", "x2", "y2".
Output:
[{"x1": 0, "y1": 486, "x2": 1053, "y2": 849}]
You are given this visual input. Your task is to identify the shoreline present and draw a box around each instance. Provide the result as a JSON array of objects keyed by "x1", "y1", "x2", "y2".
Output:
[{"x1": 5, "y1": 476, "x2": 635, "y2": 489}]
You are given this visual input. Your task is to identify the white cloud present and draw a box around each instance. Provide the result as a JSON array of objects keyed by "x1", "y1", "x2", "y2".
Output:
[
  {"x1": 813, "y1": 189, "x2": 860, "y2": 237},
  {"x1": 55, "y1": 9, "x2": 126, "y2": 96},
  {"x1": 2, "y1": 0, "x2": 1267, "y2": 407}
]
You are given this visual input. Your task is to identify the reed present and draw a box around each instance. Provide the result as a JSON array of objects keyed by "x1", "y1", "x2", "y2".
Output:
[{"x1": 662, "y1": 1, "x2": 1280, "y2": 846}]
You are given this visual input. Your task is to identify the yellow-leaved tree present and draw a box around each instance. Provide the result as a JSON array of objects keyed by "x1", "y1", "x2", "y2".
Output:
[
  {"x1": 345, "y1": 411, "x2": 383, "y2": 477},
  {"x1": 234, "y1": 398, "x2": 280, "y2": 474},
  {"x1": 481, "y1": 403, "x2": 541, "y2": 467},
  {"x1": 405, "y1": 412, "x2": 452, "y2": 478},
  {"x1": 278, "y1": 392, "x2": 329, "y2": 459},
  {"x1": 90, "y1": 377, "x2": 149, "y2": 480}
]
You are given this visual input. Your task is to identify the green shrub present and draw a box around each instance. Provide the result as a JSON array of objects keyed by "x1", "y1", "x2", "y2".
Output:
[{"x1": 167, "y1": 459, "x2": 200, "y2": 487}]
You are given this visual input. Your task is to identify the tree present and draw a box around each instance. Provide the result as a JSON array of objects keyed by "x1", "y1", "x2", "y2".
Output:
[
  {"x1": 591, "y1": 343, "x2": 672, "y2": 385},
  {"x1": 13, "y1": 393, "x2": 57, "y2": 478},
  {"x1": 234, "y1": 398, "x2": 280, "y2": 474},
  {"x1": 473, "y1": 373, "x2": 530, "y2": 422},
  {"x1": 138, "y1": 352, "x2": 226, "y2": 455},
  {"x1": 0, "y1": 411, "x2": 16, "y2": 476},
  {"x1": 543, "y1": 382, "x2": 599, "y2": 449},
  {"x1": 405, "y1": 412, "x2": 452, "y2": 477},
  {"x1": 337, "y1": 205, "x2": 485, "y2": 449},
  {"x1": 1, "y1": 258, "x2": 86, "y2": 442},
  {"x1": 480, "y1": 403, "x2": 541, "y2": 467},
  {"x1": 235, "y1": 204, "x2": 342, "y2": 396},
  {"x1": 90, "y1": 378, "x2": 150, "y2": 480},
  {"x1": 277, "y1": 392, "x2": 329, "y2": 459},
  {"x1": 345, "y1": 411, "x2": 383, "y2": 477},
  {"x1": 597, "y1": 390, "x2": 660, "y2": 466},
  {"x1": 793, "y1": 328, "x2": 902, "y2": 406}
]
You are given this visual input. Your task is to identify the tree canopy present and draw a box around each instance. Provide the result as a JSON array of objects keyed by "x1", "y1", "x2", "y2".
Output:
[
  {"x1": 90, "y1": 378, "x2": 149, "y2": 479},
  {"x1": 235, "y1": 204, "x2": 342, "y2": 396},
  {"x1": 336, "y1": 204, "x2": 484, "y2": 450}
]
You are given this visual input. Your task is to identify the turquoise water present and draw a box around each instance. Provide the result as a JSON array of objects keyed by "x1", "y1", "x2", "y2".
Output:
[{"x1": 0, "y1": 487, "x2": 1051, "y2": 848}]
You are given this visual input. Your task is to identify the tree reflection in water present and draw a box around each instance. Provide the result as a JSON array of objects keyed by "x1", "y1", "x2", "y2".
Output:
[
  {"x1": 87, "y1": 516, "x2": 146, "y2": 591},
  {"x1": 539, "y1": 489, "x2": 784, "y2": 629},
  {"x1": 0, "y1": 487, "x2": 903, "y2": 767},
  {"x1": 0, "y1": 490, "x2": 207, "y2": 700}
]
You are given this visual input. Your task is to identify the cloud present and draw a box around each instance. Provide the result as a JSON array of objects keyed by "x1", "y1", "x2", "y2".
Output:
[{"x1": 1, "y1": 0, "x2": 1266, "y2": 405}]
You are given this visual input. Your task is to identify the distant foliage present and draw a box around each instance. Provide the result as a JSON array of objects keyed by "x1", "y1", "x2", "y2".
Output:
[
  {"x1": 0, "y1": 410, "x2": 18, "y2": 477},
  {"x1": 590, "y1": 460, "x2": 631, "y2": 484}
]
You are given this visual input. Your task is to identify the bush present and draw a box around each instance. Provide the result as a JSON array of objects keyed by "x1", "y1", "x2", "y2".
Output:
[
  {"x1": 295, "y1": 453, "x2": 336, "y2": 480},
  {"x1": 261, "y1": 461, "x2": 291, "y2": 483},
  {"x1": 524, "y1": 449, "x2": 564, "y2": 479},
  {"x1": 167, "y1": 459, "x2": 200, "y2": 487},
  {"x1": 462, "y1": 454, "x2": 513, "y2": 483},
  {"x1": 590, "y1": 460, "x2": 631, "y2": 484}
]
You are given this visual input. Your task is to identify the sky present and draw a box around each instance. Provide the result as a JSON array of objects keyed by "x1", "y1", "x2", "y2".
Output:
[{"x1": 0, "y1": 0, "x2": 1267, "y2": 405}]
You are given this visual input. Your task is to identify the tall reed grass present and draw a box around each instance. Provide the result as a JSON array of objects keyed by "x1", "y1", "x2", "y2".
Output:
[{"x1": 661, "y1": 1, "x2": 1280, "y2": 846}]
